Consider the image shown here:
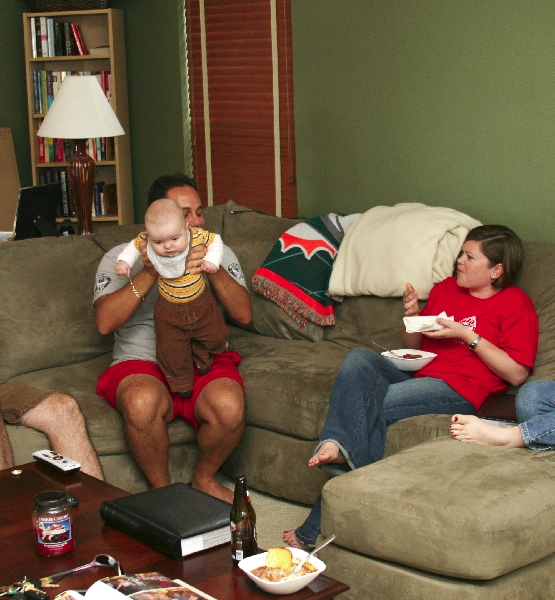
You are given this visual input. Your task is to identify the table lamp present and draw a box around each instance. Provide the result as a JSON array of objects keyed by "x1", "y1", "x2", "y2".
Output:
[{"x1": 36, "y1": 75, "x2": 125, "y2": 235}]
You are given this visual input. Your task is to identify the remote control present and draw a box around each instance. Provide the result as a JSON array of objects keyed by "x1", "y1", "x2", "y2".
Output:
[{"x1": 32, "y1": 450, "x2": 81, "y2": 474}]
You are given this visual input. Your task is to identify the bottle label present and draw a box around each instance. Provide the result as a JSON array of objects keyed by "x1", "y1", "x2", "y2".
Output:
[{"x1": 233, "y1": 549, "x2": 244, "y2": 561}]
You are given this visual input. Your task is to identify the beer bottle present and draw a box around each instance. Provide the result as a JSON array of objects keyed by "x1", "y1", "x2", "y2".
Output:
[{"x1": 230, "y1": 475, "x2": 257, "y2": 564}]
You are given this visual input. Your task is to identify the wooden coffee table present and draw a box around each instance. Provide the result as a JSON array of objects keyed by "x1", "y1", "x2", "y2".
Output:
[{"x1": 0, "y1": 463, "x2": 348, "y2": 599}]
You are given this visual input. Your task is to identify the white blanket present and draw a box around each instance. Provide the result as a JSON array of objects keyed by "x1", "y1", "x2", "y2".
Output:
[{"x1": 328, "y1": 203, "x2": 482, "y2": 299}]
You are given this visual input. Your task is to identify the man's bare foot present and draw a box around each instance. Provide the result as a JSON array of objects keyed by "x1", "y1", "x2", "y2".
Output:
[
  {"x1": 192, "y1": 475, "x2": 234, "y2": 504},
  {"x1": 283, "y1": 529, "x2": 310, "y2": 550},
  {"x1": 308, "y1": 441, "x2": 346, "y2": 467},
  {"x1": 450, "y1": 414, "x2": 525, "y2": 448}
]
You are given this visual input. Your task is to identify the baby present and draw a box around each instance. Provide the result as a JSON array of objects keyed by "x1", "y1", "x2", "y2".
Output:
[{"x1": 115, "y1": 198, "x2": 228, "y2": 396}]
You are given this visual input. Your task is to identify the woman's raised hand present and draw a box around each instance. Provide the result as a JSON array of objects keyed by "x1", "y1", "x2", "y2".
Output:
[{"x1": 403, "y1": 283, "x2": 419, "y2": 316}]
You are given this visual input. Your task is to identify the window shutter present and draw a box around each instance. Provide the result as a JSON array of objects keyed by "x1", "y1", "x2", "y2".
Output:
[{"x1": 186, "y1": 0, "x2": 297, "y2": 217}]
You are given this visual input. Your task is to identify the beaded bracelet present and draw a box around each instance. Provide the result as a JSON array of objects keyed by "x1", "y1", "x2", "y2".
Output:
[{"x1": 129, "y1": 277, "x2": 144, "y2": 301}]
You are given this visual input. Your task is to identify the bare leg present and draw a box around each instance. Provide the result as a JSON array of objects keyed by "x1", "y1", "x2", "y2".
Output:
[
  {"x1": 283, "y1": 529, "x2": 310, "y2": 550},
  {"x1": 308, "y1": 441, "x2": 347, "y2": 467},
  {"x1": 193, "y1": 378, "x2": 245, "y2": 503},
  {"x1": 115, "y1": 374, "x2": 173, "y2": 488},
  {"x1": 19, "y1": 393, "x2": 104, "y2": 479},
  {"x1": 0, "y1": 419, "x2": 15, "y2": 470},
  {"x1": 450, "y1": 414, "x2": 525, "y2": 448}
]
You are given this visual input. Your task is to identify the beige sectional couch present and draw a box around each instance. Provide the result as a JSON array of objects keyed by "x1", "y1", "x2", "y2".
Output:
[{"x1": 2, "y1": 200, "x2": 555, "y2": 598}]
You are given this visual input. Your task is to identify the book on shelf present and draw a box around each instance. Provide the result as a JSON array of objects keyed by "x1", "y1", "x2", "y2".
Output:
[
  {"x1": 70, "y1": 23, "x2": 88, "y2": 55},
  {"x1": 63, "y1": 21, "x2": 76, "y2": 56},
  {"x1": 54, "y1": 572, "x2": 218, "y2": 600},
  {"x1": 30, "y1": 18, "x2": 92, "y2": 57},
  {"x1": 104, "y1": 182, "x2": 118, "y2": 216},
  {"x1": 100, "y1": 482, "x2": 232, "y2": 560},
  {"x1": 40, "y1": 17, "x2": 48, "y2": 58},
  {"x1": 46, "y1": 18, "x2": 55, "y2": 58},
  {"x1": 39, "y1": 167, "x2": 75, "y2": 218}
]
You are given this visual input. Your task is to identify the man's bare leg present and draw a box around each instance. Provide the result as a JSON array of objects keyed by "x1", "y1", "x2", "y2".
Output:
[
  {"x1": 308, "y1": 441, "x2": 347, "y2": 467},
  {"x1": 0, "y1": 419, "x2": 15, "y2": 470},
  {"x1": 450, "y1": 414, "x2": 525, "y2": 448},
  {"x1": 193, "y1": 378, "x2": 245, "y2": 503},
  {"x1": 115, "y1": 374, "x2": 173, "y2": 488},
  {"x1": 19, "y1": 393, "x2": 104, "y2": 479}
]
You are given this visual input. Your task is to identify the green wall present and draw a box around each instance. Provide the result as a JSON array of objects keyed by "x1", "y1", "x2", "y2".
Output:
[
  {"x1": 291, "y1": 1, "x2": 555, "y2": 242},
  {"x1": 5, "y1": 1, "x2": 555, "y2": 240},
  {"x1": 1, "y1": 0, "x2": 33, "y2": 187},
  {"x1": 114, "y1": 0, "x2": 191, "y2": 222}
]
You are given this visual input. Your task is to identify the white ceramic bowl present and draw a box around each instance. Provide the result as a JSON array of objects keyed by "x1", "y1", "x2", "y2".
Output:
[
  {"x1": 238, "y1": 548, "x2": 326, "y2": 595},
  {"x1": 381, "y1": 349, "x2": 437, "y2": 372}
]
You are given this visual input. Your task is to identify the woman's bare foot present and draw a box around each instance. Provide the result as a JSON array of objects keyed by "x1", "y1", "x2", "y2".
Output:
[
  {"x1": 450, "y1": 414, "x2": 525, "y2": 448},
  {"x1": 308, "y1": 441, "x2": 346, "y2": 467},
  {"x1": 283, "y1": 529, "x2": 310, "y2": 550}
]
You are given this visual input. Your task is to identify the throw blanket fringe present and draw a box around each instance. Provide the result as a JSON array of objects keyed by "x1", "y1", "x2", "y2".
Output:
[
  {"x1": 254, "y1": 267, "x2": 336, "y2": 327},
  {"x1": 252, "y1": 213, "x2": 361, "y2": 327}
]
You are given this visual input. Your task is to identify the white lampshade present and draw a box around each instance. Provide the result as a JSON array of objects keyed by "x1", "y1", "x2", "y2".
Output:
[{"x1": 37, "y1": 75, "x2": 125, "y2": 139}]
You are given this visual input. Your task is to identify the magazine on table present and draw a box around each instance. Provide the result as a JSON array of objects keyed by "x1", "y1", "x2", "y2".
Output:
[{"x1": 54, "y1": 572, "x2": 217, "y2": 600}]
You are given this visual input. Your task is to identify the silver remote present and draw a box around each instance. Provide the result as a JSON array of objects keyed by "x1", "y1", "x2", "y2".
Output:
[{"x1": 32, "y1": 450, "x2": 81, "y2": 474}]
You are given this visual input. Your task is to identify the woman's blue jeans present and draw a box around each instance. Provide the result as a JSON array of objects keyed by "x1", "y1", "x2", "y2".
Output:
[
  {"x1": 295, "y1": 347, "x2": 476, "y2": 547},
  {"x1": 517, "y1": 380, "x2": 555, "y2": 450}
]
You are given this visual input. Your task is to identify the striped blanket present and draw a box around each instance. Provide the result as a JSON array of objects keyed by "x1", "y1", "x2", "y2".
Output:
[{"x1": 252, "y1": 213, "x2": 360, "y2": 327}]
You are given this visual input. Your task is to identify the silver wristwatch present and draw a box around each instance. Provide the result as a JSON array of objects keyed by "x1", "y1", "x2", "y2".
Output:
[{"x1": 468, "y1": 334, "x2": 482, "y2": 350}]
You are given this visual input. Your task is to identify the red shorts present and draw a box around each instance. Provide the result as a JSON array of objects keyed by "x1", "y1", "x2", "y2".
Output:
[{"x1": 96, "y1": 351, "x2": 243, "y2": 432}]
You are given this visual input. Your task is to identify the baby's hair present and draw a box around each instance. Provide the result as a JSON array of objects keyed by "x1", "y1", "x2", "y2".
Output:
[{"x1": 145, "y1": 198, "x2": 185, "y2": 230}]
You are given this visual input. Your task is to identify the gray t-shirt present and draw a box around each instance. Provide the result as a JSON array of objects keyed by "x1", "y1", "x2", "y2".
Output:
[{"x1": 94, "y1": 243, "x2": 247, "y2": 365}]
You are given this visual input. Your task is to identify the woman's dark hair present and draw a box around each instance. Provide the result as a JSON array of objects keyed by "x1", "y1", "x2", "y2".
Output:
[
  {"x1": 464, "y1": 225, "x2": 523, "y2": 288},
  {"x1": 147, "y1": 173, "x2": 198, "y2": 205}
]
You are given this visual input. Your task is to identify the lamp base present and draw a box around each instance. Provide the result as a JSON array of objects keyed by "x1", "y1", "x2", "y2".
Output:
[{"x1": 67, "y1": 139, "x2": 95, "y2": 235}]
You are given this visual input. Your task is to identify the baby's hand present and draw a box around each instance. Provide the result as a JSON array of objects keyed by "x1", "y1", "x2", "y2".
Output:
[
  {"x1": 201, "y1": 260, "x2": 219, "y2": 274},
  {"x1": 115, "y1": 260, "x2": 131, "y2": 278}
]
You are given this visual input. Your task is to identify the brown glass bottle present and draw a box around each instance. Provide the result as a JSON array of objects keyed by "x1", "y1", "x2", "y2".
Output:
[{"x1": 230, "y1": 475, "x2": 258, "y2": 564}]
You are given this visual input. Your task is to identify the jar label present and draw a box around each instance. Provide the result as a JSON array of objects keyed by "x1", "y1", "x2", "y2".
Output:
[{"x1": 34, "y1": 515, "x2": 73, "y2": 555}]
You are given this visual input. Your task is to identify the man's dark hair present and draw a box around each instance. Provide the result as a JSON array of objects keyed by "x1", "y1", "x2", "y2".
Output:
[{"x1": 147, "y1": 173, "x2": 198, "y2": 205}]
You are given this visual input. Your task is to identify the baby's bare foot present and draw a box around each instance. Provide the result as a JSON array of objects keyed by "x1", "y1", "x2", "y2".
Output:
[
  {"x1": 308, "y1": 441, "x2": 346, "y2": 467},
  {"x1": 450, "y1": 414, "x2": 525, "y2": 448},
  {"x1": 283, "y1": 529, "x2": 310, "y2": 550}
]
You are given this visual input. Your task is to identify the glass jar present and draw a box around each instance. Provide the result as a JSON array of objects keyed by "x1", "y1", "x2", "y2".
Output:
[{"x1": 32, "y1": 491, "x2": 74, "y2": 556}]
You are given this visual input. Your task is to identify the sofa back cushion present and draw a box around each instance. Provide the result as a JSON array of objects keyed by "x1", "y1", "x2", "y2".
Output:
[
  {"x1": 0, "y1": 235, "x2": 111, "y2": 380},
  {"x1": 221, "y1": 201, "x2": 324, "y2": 342},
  {"x1": 517, "y1": 241, "x2": 555, "y2": 382}
]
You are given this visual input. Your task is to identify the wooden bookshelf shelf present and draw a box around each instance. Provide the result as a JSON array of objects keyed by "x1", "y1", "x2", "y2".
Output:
[{"x1": 23, "y1": 8, "x2": 133, "y2": 228}]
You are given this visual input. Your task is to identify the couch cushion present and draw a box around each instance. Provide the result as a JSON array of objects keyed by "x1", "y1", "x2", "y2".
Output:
[
  {"x1": 323, "y1": 296, "x2": 425, "y2": 350},
  {"x1": 517, "y1": 241, "x2": 555, "y2": 382},
  {"x1": 322, "y1": 436, "x2": 555, "y2": 580},
  {"x1": 229, "y1": 326, "x2": 346, "y2": 439},
  {"x1": 383, "y1": 414, "x2": 452, "y2": 457},
  {"x1": 0, "y1": 235, "x2": 112, "y2": 380},
  {"x1": 222, "y1": 201, "x2": 324, "y2": 342},
  {"x1": 12, "y1": 354, "x2": 197, "y2": 455}
]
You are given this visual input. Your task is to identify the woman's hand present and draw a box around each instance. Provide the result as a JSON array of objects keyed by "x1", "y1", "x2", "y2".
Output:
[
  {"x1": 423, "y1": 319, "x2": 475, "y2": 344},
  {"x1": 424, "y1": 320, "x2": 530, "y2": 386},
  {"x1": 403, "y1": 283, "x2": 419, "y2": 316}
]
